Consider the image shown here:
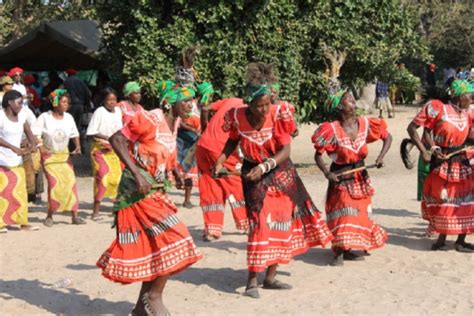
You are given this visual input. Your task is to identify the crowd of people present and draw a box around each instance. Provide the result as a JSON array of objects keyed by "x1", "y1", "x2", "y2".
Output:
[{"x1": 0, "y1": 58, "x2": 473, "y2": 315}]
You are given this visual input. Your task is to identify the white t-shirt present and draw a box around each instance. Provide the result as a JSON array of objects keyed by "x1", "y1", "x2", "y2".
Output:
[
  {"x1": 32, "y1": 111, "x2": 79, "y2": 152},
  {"x1": 22, "y1": 105, "x2": 36, "y2": 126},
  {"x1": 86, "y1": 106, "x2": 123, "y2": 139},
  {"x1": 12, "y1": 83, "x2": 27, "y2": 96},
  {"x1": 0, "y1": 110, "x2": 26, "y2": 167}
]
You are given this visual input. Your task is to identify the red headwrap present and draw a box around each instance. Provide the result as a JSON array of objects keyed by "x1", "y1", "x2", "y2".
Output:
[
  {"x1": 23, "y1": 74, "x2": 36, "y2": 85},
  {"x1": 8, "y1": 67, "x2": 24, "y2": 77},
  {"x1": 429, "y1": 63, "x2": 436, "y2": 71},
  {"x1": 65, "y1": 68, "x2": 77, "y2": 76}
]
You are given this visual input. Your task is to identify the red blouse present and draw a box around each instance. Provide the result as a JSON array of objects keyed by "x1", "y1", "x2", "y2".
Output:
[
  {"x1": 121, "y1": 110, "x2": 171, "y2": 182},
  {"x1": 224, "y1": 103, "x2": 296, "y2": 163},
  {"x1": 412, "y1": 100, "x2": 470, "y2": 148},
  {"x1": 312, "y1": 117, "x2": 389, "y2": 165}
]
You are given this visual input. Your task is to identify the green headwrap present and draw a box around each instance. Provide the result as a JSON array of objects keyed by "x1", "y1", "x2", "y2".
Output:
[
  {"x1": 123, "y1": 81, "x2": 141, "y2": 97},
  {"x1": 50, "y1": 89, "x2": 68, "y2": 107},
  {"x1": 325, "y1": 89, "x2": 346, "y2": 113},
  {"x1": 245, "y1": 84, "x2": 272, "y2": 104},
  {"x1": 272, "y1": 83, "x2": 281, "y2": 94},
  {"x1": 156, "y1": 80, "x2": 177, "y2": 106},
  {"x1": 197, "y1": 82, "x2": 214, "y2": 106},
  {"x1": 176, "y1": 86, "x2": 196, "y2": 103},
  {"x1": 450, "y1": 79, "x2": 474, "y2": 97}
]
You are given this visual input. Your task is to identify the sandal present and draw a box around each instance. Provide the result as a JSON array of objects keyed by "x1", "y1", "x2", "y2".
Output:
[
  {"x1": 0, "y1": 227, "x2": 8, "y2": 233},
  {"x1": 91, "y1": 215, "x2": 103, "y2": 222},
  {"x1": 21, "y1": 225, "x2": 40, "y2": 231},
  {"x1": 454, "y1": 242, "x2": 474, "y2": 253},
  {"x1": 330, "y1": 255, "x2": 344, "y2": 266},
  {"x1": 243, "y1": 285, "x2": 260, "y2": 299},
  {"x1": 43, "y1": 217, "x2": 54, "y2": 227},
  {"x1": 72, "y1": 217, "x2": 87, "y2": 225},
  {"x1": 262, "y1": 280, "x2": 292, "y2": 290},
  {"x1": 431, "y1": 242, "x2": 448, "y2": 251},
  {"x1": 203, "y1": 234, "x2": 218, "y2": 242},
  {"x1": 343, "y1": 251, "x2": 364, "y2": 261}
]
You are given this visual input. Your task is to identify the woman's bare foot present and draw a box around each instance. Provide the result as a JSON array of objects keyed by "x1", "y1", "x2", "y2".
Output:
[
  {"x1": 20, "y1": 225, "x2": 39, "y2": 231},
  {"x1": 143, "y1": 292, "x2": 170, "y2": 316}
]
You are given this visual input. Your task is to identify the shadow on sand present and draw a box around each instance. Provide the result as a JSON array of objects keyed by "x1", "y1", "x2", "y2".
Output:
[{"x1": 0, "y1": 279, "x2": 133, "y2": 315}]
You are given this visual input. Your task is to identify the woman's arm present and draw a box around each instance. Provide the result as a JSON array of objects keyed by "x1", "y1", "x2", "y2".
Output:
[
  {"x1": 23, "y1": 121, "x2": 38, "y2": 150},
  {"x1": 180, "y1": 121, "x2": 199, "y2": 134},
  {"x1": 375, "y1": 133, "x2": 393, "y2": 167},
  {"x1": 0, "y1": 137, "x2": 27, "y2": 155},
  {"x1": 245, "y1": 144, "x2": 291, "y2": 182},
  {"x1": 110, "y1": 131, "x2": 151, "y2": 194},
  {"x1": 314, "y1": 152, "x2": 339, "y2": 183},
  {"x1": 71, "y1": 137, "x2": 81, "y2": 155},
  {"x1": 407, "y1": 122, "x2": 432, "y2": 162},
  {"x1": 88, "y1": 133, "x2": 109, "y2": 141},
  {"x1": 214, "y1": 139, "x2": 240, "y2": 175}
]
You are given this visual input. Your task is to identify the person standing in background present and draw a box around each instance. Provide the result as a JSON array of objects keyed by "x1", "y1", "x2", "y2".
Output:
[{"x1": 64, "y1": 68, "x2": 91, "y2": 138}]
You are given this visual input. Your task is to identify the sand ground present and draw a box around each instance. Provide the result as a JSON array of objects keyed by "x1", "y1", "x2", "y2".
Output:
[{"x1": 1, "y1": 105, "x2": 473, "y2": 315}]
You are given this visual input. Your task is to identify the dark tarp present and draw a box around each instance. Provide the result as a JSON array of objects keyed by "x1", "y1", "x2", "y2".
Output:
[{"x1": 0, "y1": 20, "x2": 101, "y2": 70}]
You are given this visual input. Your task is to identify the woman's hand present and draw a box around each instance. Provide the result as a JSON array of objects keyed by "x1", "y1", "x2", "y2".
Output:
[
  {"x1": 134, "y1": 172, "x2": 152, "y2": 195},
  {"x1": 325, "y1": 171, "x2": 339, "y2": 183},
  {"x1": 421, "y1": 149, "x2": 432, "y2": 163},
  {"x1": 375, "y1": 156, "x2": 384, "y2": 168},
  {"x1": 431, "y1": 147, "x2": 447, "y2": 160},
  {"x1": 12, "y1": 146, "x2": 29, "y2": 156},
  {"x1": 245, "y1": 166, "x2": 264, "y2": 182},
  {"x1": 213, "y1": 162, "x2": 225, "y2": 178},
  {"x1": 175, "y1": 176, "x2": 184, "y2": 190}
]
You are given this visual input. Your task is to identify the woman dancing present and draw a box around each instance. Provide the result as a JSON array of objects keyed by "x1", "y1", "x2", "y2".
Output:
[
  {"x1": 97, "y1": 86, "x2": 202, "y2": 316},
  {"x1": 215, "y1": 63, "x2": 333, "y2": 298},
  {"x1": 312, "y1": 90, "x2": 392, "y2": 266},
  {"x1": 407, "y1": 79, "x2": 473, "y2": 252}
]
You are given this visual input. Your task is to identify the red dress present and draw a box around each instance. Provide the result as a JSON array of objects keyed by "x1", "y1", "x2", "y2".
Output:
[
  {"x1": 196, "y1": 98, "x2": 248, "y2": 237},
  {"x1": 118, "y1": 100, "x2": 144, "y2": 125},
  {"x1": 96, "y1": 111, "x2": 202, "y2": 284},
  {"x1": 225, "y1": 103, "x2": 333, "y2": 272},
  {"x1": 412, "y1": 100, "x2": 473, "y2": 235},
  {"x1": 312, "y1": 117, "x2": 389, "y2": 251}
]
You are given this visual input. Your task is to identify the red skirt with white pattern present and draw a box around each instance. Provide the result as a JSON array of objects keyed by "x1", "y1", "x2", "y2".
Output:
[
  {"x1": 325, "y1": 170, "x2": 387, "y2": 252},
  {"x1": 97, "y1": 191, "x2": 202, "y2": 284},
  {"x1": 421, "y1": 153, "x2": 474, "y2": 235}
]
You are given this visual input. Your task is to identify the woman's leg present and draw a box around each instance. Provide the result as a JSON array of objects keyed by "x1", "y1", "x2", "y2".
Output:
[
  {"x1": 431, "y1": 233, "x2": 447, "y2": 250},
  {"x1": 91, "y1": 201, "x2": 101, "y2": 220},
  {"x1": 183, "y1": 179, "x2": 193, "y2": 208},
  {"x1": 145, "y1": 275, "x2": 169, "y2": 316},
  {"x1": 244, "y1": 271, "x2": 259, "y2": 298},
  {"x1": 330, "y1": 247, "x2": 344, "y2": 266}
]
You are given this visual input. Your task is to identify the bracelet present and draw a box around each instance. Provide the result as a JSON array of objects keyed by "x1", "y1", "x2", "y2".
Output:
[
  {"x1": 258, "y1": 163, "x2": 267, "y2": 174},
  {"x1": 266, "y1": 158, "x2": 277, "y2": 170}
]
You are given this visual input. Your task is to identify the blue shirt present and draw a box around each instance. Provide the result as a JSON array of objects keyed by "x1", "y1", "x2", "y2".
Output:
[{"x1": 376, "y1": 81, "x2": 389, "y2": 98}]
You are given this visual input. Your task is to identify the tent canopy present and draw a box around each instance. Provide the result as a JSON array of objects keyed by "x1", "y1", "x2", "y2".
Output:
[{"x1": 0, "y1": 20, "x2": 101, "y2": 71}]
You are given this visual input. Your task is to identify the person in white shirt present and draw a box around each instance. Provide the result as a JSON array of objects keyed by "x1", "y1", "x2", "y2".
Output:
[
  {"x1": 86, "y1": 88, "x2": 123, "y2": 220},
  {"x1": 33, "y1": 89, "x2": 86, "y2": 227},
  {"x1": 0, "y1": 90, "x2": 39, "y2": 232}
]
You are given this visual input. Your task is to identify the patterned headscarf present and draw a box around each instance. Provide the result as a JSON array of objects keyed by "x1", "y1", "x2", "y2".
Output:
[
  {"x1": 50, "y1": 89, "x2": 68, "y2": 107},
  {"x1": 197, "y1": 82, "x2": 214, "y2": 106},
  {"x1": 176, "y1": 86, "x2": 196, "y2": 103},
  {"x1": 156, "y1": 80, "x2": 177, "y2": 106},
  {"x1": 123, "y1": 81, "x2": 141, "y2": 97},
  {"x1": 325, "y1": 89, "x2": 346, "y2": 113},
  {"x1": 245, "y1": 84, "x2": 272, "y2": 104},
  {"x1": 175, "y1": 66, "x2": 195, "y2": 85},
  {"x1": 450, "y1": 79, "x2": 474, "y2": 97}
]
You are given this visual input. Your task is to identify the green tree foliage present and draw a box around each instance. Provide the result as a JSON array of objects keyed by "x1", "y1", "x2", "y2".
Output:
[
  {"x1": 404, "y1": 0, "x2": 473, "y2": 67},
  {"x1": 0, "y1": 0, "x2": 96, "y2": 44},
  {"x1": 97, "y1": 0, "x2": 428, "y2": 122}
]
